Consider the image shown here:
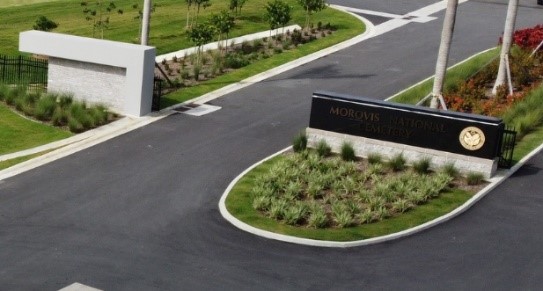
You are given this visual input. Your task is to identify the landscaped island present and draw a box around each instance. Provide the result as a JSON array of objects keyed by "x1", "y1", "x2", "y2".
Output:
[{"x1": 223, "y1": 24, "x2": 543, "y2": 242}]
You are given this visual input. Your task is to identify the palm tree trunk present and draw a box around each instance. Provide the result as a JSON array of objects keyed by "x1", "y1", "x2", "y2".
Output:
[
  {"x1": 430, "y1": 0, "x2": 458, "y2": 109},
  {"x1": 141, "y1": 0, "x2": 152, "y2": 45},
  {"x1": 492, "y1": 0, "x2": 519, "y2": 95}
]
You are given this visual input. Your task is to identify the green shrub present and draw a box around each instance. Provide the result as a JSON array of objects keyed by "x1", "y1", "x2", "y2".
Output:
[
  {"x1": 5, "y1": 86, "x2": 25, "y2": 105},
  {"x1": 269, "y1": 198, "x2": 288, "y2": 220},
  {"x1": 69, "y1": 102, "x2": 93, "y2": 129},
  {"x1": 316, "y1": 139, "x2": 331, "y2": 157},
  {"x1": 359, "y1": 209, "x2": 374, "y2": 224},
  {"x1": 51, "y1": 107, "x2": 68, "y2": 126},
  {"x1": 367, "y1": 153, "x2": 382, "y2": 164},
  {"x1": 292, "y1": 132, "x2": 307, "y2": 152},
  {"x1": 57, "y1": 94, "x2": 73, "y2": 108},
  {"x1": 413, "y1": 157, "x2": 432, "y2": 174},
  {"x1": 88, "y1": 105, "x2": 109, "y2": 126},
  {"x1": 387, "y1": 153, "x2": 406, "y2": 172},
  {"x1": 340, "y1": 142, "x2": 356, "y2": 161},
  {"x1": 367, "y1": 163, "x2": 384, "y2": 175},
  {"x1": 0, "y1": 84, "x2": 9, "y2": 101},
  {"x1": 466, "y1": 172, "x2": 485, "y2": 185},
  {"x1": 283, "y1": 203, "x2": 308, "y2": 225},
  {"x1": 307, "y1": 204, "x2": 328, "y2": 228},
  {"x1": 224, "y1": 52, "x2": 250, "y2": 69},
  {"x1": 252, "y1": 196, "x2": 271, "y2": 211},
  {"x1": 392, "y1": 199, "x2": 412, "y2": 213},
  {"x1": 35, "y1": 95, "x2": 57, "y2": 121},
  {"x1": 331, "y1": 202, "x2": 353, "y2": 228},
  {"x1": 68, "y1": 117, "x2": 84, "y2": 133},
  {"x1": 374, "y1": 206, "x2": 390, "y2": 221}
]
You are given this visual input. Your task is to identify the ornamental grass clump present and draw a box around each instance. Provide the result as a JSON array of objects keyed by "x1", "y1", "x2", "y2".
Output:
[
  {"x1": 316, "y1": 139, "x2": 331, "y2": 157},
  {"x1": 340, "y1": 142, "x2": 356, "y2": 161},
  {"x1": 441, "y1": 162, "x2": 459, "y2": 178},
  {"x1": 292, "y1": 132, "x2": 308, "y2": 152},
  {"x1": 466, "y1": 172, "x2": 485, "y2": 185},
  {"x1": 0, "y1": 86, "x2": 116, "y2": 133},
  {"x1": 413, "y1": 157, "x2": 432, "y2": 174},
  {"x1": 367, "y1": 153, "x2": 383, "y2": 164},
  {"x1": 34, "y1": 94, "x2": 57, "y2": 121},
  {"x1": 0, "y1": 84, "x2": 9, "y2": 101},
  {"x1": 387, "y1": 153, "x2": 407, "y2": 172}
]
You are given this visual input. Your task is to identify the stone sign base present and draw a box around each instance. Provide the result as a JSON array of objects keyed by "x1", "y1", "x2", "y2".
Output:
[{"x1": 306, "y1": 127, "x2": 498, "y2": 178}]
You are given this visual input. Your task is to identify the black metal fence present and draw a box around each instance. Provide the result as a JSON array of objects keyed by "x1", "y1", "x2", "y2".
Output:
[
  {"x1": 0, "y1": 55, "x2": 48, "y2": 91},
  {"x1": 152, "y1": 76, "x2": 163, "y2": 111},
  {"x1": 498, "y1": 126, "x2": 517, "y2": 169}
]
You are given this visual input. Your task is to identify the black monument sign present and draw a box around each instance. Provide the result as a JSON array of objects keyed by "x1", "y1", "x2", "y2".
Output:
[{"x1": 309, "y1": 91, "x2": 504, "y2": 159}]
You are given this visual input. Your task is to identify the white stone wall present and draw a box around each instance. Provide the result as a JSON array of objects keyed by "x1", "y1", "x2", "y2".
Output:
[
  {"x1": 48, "y1": 57, "x2": 126, "y2": 113},
  {"x1": 19, "y1": 30, "x2": 156, "y2": 117},
  {"x1": 306, "y1": 127, "x2": 498, "y2": 178}
]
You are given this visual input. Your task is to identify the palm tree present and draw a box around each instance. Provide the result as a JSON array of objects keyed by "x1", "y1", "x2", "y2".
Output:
[
  {"x1": 492, "y1": 0, "x2": 519, "y2": 95},
  {"x1": 430, "y1": 0, "x2": 458, "y2": 109}
]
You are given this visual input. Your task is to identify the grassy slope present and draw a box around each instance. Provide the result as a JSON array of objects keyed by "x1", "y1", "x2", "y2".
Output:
[
  {"x1": 0, "y1": 103, "x2": 72, "y2": 155},
  {"x1": 392, "y1": 48, "x2": 500, "y2": 104},
  {"x1": 0, "y1": 0, "x2": 345, "y2": 55}
]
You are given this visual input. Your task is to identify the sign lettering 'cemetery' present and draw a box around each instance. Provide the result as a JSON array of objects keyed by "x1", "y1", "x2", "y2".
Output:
[{"x1": 309, "y1": 91, "x2": 504, "y2": 160}]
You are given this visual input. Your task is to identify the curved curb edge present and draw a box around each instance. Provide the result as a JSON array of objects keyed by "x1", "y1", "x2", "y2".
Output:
[{"x1": 219, "y1": 142, "x2": 543, "y2": 248}]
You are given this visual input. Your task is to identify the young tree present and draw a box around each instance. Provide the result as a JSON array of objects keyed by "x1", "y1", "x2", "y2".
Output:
[
  {"x1": 81, "y1": 1, "x2": 123, "y2": 39},
  {"x1": 193, "y1": 0, "x2": 212, "y2": 26},
  {"x1": 187, "y1": 23, "x2": 215, "y2": 65},
  {"x1": 297, "y1": 0, "x2": 326, "y2": 29},
  {"x1": 429, "y1": 0, "x2": 458, "y2": 109},
  {"x1": 229, "y1": 0, "x2": 248, "y2": 16},
  {"x1": 266, "y1": 0, "x2": 291, "y2": 39},
  {"x1": 492, "y1": 0, "x2": 519, "y2": 95},
  {"x1": 185, "y1": 0, "x2": 194, "y2": 29},
  {"x1": 211, "y1": 10, "x2": 235, "y2": 52},
  {"x1": 33, "y1": 16, "x2": 58, "y2": 32}
]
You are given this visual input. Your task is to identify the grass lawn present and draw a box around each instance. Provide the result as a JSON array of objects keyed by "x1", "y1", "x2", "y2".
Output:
[
  {"x1": 0, "y1": 0, "x2": 62, "y2": 8},
  {"x1": 0, "y1": 103, "x2": 72, "y2": 155},
  {"x1": 0, "y1": 0, "x2": 359, "y2": 55}
]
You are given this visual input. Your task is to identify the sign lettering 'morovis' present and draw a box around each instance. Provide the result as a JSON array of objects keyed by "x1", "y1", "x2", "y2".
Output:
[{"x1": 309, "y1": 91, "x2": 504, "y2": 159}]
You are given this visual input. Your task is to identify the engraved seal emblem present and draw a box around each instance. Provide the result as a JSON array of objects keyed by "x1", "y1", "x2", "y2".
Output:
[{"x1": 459, "y1": 126, "x2": 485, "y2": 151}]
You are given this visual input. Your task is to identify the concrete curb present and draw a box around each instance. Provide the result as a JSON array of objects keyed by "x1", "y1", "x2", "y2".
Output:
[
  {"x1": 0, "y1": 111, "x2": 172, "y2": 181},
  {"x1": 218, "y1": 139, "x2": 543, "y2": 248}
]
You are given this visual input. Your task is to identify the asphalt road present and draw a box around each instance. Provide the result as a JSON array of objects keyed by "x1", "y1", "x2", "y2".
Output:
[{"x1": 1, "y1": 1, "x2": 542, "y2": 290}]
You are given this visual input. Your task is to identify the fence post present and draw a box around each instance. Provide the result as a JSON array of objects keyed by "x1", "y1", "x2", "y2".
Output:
[
  {"x1": 1, "y1": 55, "x2": 5, "y2": 82},
  {"x1": 17, "y1": 55, "x2": 22, "y2": 83}
]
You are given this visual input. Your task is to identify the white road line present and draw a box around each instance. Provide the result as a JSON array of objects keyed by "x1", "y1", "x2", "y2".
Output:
[
  {"x1": 373, "y1": 0, "x2": 470, "y2": 36},
  {"x1": 332, "y1": 4, "x2": 404, "y2": 19},
  {"x1": 58, "y1": 282, "x2": 102, "y2": 291}
]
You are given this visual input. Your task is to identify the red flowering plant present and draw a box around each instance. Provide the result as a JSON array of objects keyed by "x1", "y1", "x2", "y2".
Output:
[
  {"x1": 499, "y1": 25, "x2": 543, "y2": 49},
  {"x1": 443, "y1": 24, "x2": 543, "y2": 118}
]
